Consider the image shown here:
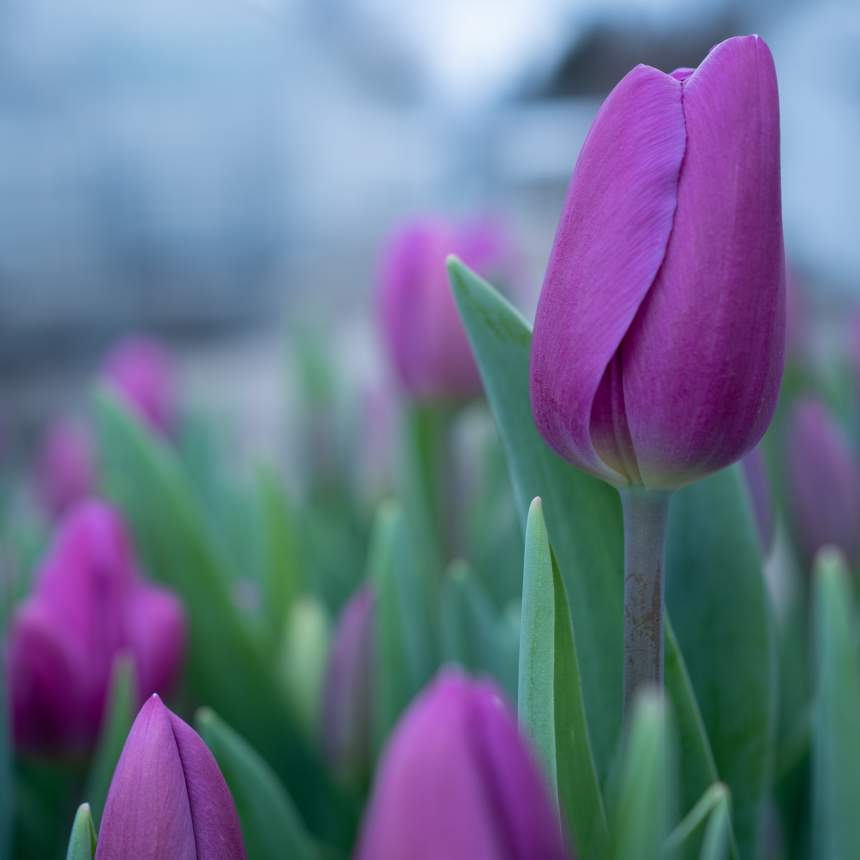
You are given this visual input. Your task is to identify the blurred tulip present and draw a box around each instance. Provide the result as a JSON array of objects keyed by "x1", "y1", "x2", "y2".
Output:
[
  {"x1": 379, "y1": 217, "x2": 516, "y2": 402},
  {"x1": 95, "y1": 695, "x2": 245, "y2": 860},
  {"x1": 7, "y1": 500, "x2": 184, "y2": 751},
  {"x1": 103, "y1": 336, "x2": 176, "y2": 434},
  {"x1": 322, "y1": 585, "x2": 374, "y2": 782},
  {"x1": 530, "y1": 35, "x2": 785, "y2": 490},
  {"x1": 36, "y1": 417, "x2": 96, "y2": 518},
  {"x1": 787, "y1": 398, "x2": 860, "y2": 566},
  {"x1": 356, "y1": 670, "x2": 568, "y2": 860},
  {"x1": 742, "y1": 445, "x2": 774, "y2": 550}
]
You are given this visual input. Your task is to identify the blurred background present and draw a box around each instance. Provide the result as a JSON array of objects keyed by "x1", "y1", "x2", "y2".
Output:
[{"x1": 1, "y1": 0, "x2": 857, "y2": 465}]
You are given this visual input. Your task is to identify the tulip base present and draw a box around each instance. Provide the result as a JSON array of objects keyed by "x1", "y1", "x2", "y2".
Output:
[{"x1": 620, "y1": 488, "x2": 672, "y2": 717}]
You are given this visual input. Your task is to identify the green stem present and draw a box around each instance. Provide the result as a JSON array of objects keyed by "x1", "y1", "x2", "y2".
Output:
[{"x1": 620, "y1": 488, "x2": 672, "y2": 717}]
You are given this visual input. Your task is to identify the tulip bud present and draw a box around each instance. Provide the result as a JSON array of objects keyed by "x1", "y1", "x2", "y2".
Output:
[
  {"x1": 787, "y1": 398, "x2": 860, "y2": 566},
  {"x1": 322, "y1": 585, "x2": 374, "y2": 782},
  {"x1": 379, "y1": 217, "x2": 516, "y2": 402},
  {"x1": 7, "y1": 500, "x2": 184, "y2": 751},
  {"x1": 95, "y1": 695, "x2": 246, "y2": 859},
  {"x1": 530, "y1": 36, "x2": 785, "y2": 490},
  {"x1": 356, "y1": 670, "x2": 568, "y2": 859},
  {"x1": 36, "y1": 417, "x2": 96, "y2": 518},
  {"x1": 103, "y1": 336, "x2": 175, "y2": 435}
]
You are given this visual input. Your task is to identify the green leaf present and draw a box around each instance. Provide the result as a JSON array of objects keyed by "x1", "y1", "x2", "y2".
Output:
[
  {"x1": 449, "y1": 259, "x2": 724, "y2": 818},
  {"x1": 93, "y1": 391, "x2": 343, "y2": 843},
  {"x1": 85, "y1": 655, "x2": 137, "y2": 825},
  {"x1": 518, "y1": 497, "x2": 607, "y2": 857},
  {"x1": 812, "y1": 550, "x2": 860, "y2": 859},
  {"x1": 197, "y1": 709, "x2": 322, "y2": 860},
  {"x1": 257, "y1": 466, "x2": 303, "y2": 636},
  {"x1": 611, "y1": 691, "x2": 677, "y2": 860},
  {"x1": 371, "y1": 501, "x2": 437, "y2": 749},
  {"x1": 440, "y1": 560, "x2": 516, "y2": 697},
  {"x1": 700, "y1": 791, "x2": 733, "y2": 860},
  {"x1": 666, "y1": 783, "x2": 731, "y2": 860},
  {"x1": 449, "y1": 257, "x2": 623, "y2": 775},
  {"x1": 666, "y1": 468, "x2": 775, "y2": 857},
  {"x1": 65, "y1": 803, "x2": 97, "y2": 860}
]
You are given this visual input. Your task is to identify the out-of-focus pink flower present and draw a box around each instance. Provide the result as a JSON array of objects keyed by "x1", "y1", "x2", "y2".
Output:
[
  {"x1": 378, "y1": 217, "x2": 518, "y2": 403},
  {"x1": 356, "y1": 670, "x2": 568, "y2": 860},
  {"x1": 322, "y1": 585, "x2": 374, "y2": 782},
  {"x1": 7, "y1": 500, "x2": 185, "y2": 752},
  {"x1": 787, "y1": 397, "x2": 860, "y2": 567},
  {"x1": 36, "y1": 417, "x2": 96, "y2": 518},
  {"x1": 103, "y1": 336, "x2": 176, "y2": 434},
  {"x1": 95, "y1": 695, "x2": 245, "y2": 859}
]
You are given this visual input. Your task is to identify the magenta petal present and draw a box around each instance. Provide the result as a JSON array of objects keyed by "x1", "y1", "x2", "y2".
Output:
[
  {"x1": 530, "y1": 64, "x2": 685, "y2": 483},
  {"x1": 8, "y1": 603, "x2": 84, "y2": 751},
  {"x1": 322, "y1": 585, "x2": 374, "y2": 780},
  {"x1": 787, "y1": 398, "x2": 860, "y2": 566},
  {"x1": 168, "y1": 711, "x2": 247, "y2": 859},
  {"x1": 356, "y1": 671, "x2": 566, "y2": 860},
  {"x1": 96, "y1": 696, "x2": 245, "y2": 860},
  {"x1": 621, "y1": 36, "x2": 785, "y2": 487},
  {"x1": 96, "y1": 696, "x2": 197, "y2": 860},
  {"x1": 126, "y1": 583, "x2": 185, "y2": 700}
]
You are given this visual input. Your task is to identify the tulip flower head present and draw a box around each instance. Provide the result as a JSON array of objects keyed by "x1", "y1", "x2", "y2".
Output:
[
  {"x1": 379, "y1": 217, "x2": 516, "y2": 402},
  {"x1": 356, "y1": 670, "x2": 568, "y2": 860},
  {"x1": 36, "y1": 417, "x2": 96, "y2": 518},
  {"x1": 787, "y1": 397, "x2": 860, "y2": 566},
  {"x1": 7, "y1": 500, "x2": 184, "y2": 751},
  {"x1": 530, "y1": 35, "x2": 785, "y2": 490},
  {"x1": 103, "y1": 336, "x2": 176, "y2": 434},
  {"x1": 322, "y1": 585, "x2": 374, "y2": 782},
  {"x1": 95, "y1": 695, "x2": 246, "y2": 860}
]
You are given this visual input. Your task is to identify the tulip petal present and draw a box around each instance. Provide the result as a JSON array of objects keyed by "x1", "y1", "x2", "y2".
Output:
[
  {"x1": 168, "y1": 710, "x2": 247, "y2": 859},
  {"x1": 8, "y1": 603, "x2": 84, "y2": 751},
  {"x1": 357, "y1": 673, "x2": 502, "y2": 858},
  {"x1": 95, "y1": 696, "x2": 197, "y2": 860},
  {"x1": 530, "y1": 64, "x2": 685, "y2": 483},
  {"x1": 788, "y1": 399, "x2": 860, "y2": 566},
  {"x1": 469, "y1": 680, "x2": 569, "y2": 859},
  {"x1": 125, "y1": 583, "x2": 185, "y2": 701},
  {"x1": 621, "y1": 36, "x2": 785, "y2": 487}
]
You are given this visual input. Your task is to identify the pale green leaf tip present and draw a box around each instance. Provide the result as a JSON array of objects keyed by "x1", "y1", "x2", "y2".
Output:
[
  {"x1": 814, "y1": 546, "x2": 848, "y2": 582},
  {"x1": 195, "y1": 707, "x2": 215, "y2": 730}
]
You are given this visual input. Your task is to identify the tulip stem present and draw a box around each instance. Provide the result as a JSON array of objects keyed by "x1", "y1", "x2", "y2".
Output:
[{"x1": 620, "y1": 488, "x2": 672, "y2": 716}]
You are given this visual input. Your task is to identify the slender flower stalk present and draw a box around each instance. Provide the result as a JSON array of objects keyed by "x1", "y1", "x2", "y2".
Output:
[{"x1": 620, "y1": 489, "x2": 671, "y2": 715}]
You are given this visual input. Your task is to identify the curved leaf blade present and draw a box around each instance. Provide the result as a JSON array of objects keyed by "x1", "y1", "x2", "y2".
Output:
[{"x1": 65, "y1": 804, "x2": 97, "y2": 860}]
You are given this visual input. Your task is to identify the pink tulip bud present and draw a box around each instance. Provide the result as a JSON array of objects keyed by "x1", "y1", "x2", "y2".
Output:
[
  {"x1": 36, "y1": 417, "x2": 96, "y2": 518},
  {"x1": 356, "y1": 670, "x2": 568, "y2": 859},
  {"x1": 379, "y1": 217, "x2": 517, "y2": 402},
  {"x1": 7, "y1": 500, "x2": 184, "y2": 752},
  {"x1": 530, "y1": 36, "x2": 785, "y2": 490},
  {"x1": 95, "y1": 695, "x2": 245, "y2": 859},
  {"x1": 103, "y1": 336, "x2": 176, "y2": 434},
  {"x1": 787, "y1": 398, "x2": 860, "y2": 566},
  {"x1": 322, "y1": 585, "x2": 374, "y2": 782}
]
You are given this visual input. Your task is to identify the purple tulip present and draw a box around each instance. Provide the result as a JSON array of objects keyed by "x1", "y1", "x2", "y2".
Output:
[
  {"x1": 103, "y1": 336, "x2": 176, "y2": 435},
  {"x1": 95, "y1": 695, "x2": 246, "y2": 860},
  {"x1": 321, "y1": 585, "x2": 374, "y2": 781},
  {"x1": 36, "y1": 417, "x2": 96, "y2": 518},
  {"x1": 379, "y1": 217, "x2": 516, "y2": 402},
  {"x1": 530, "y1": 36, "x2": 785, "y2": 490},
  {"x1": 356, "y1": 670, "x2": 569, "y2": 860},
  {"x1": 787, "y1": 398, "x2": 860, "y2": 566},
  {"x1": 7, "y1": 500, "x2": 184, "y2": 751}
]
